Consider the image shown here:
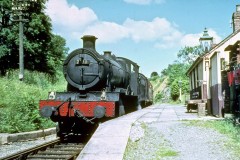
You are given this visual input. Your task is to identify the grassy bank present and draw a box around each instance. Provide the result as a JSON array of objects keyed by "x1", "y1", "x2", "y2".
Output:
[{"x1": 0, "y1": 70, "x2": 66, "y2": 133}]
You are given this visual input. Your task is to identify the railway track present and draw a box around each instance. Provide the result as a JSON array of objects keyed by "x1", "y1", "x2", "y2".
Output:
[{"x1": 0, "y1": 138, "x2": 85, "y2": 160}]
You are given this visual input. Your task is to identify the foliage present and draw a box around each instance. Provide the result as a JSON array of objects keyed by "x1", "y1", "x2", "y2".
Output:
[
  {"x1": 150, "y1": 46, "x2": 202, "y2": 102},
  {"x1": 170, "y1": 80, "x2": 180, "y2": 101},
  {"x1": 151, "y1": 71, "x2": 159, "y2": 77},
  {"x1": 158, "y1": 46, "x2": 205, "y2": 101},
  {"x1": 161, "y1": 62, "x2": 190, "y2": 100},
  {"x1": 0, "y1": 70, "x2": 67, "y2": 133},
  {"x1": 149, "y1": 75, "x2": 159, "y2": 81},
  {"x1": 0, "y1": 0, "x2": 68, "y2": 76},
  {"x1": 154, "y1": 92, "x2": 164, "y2": 103},
  {"x1": 188, "y1": 119, "x2": 240, "y2": 138},
  {"x1": 47, "y1": 35, "x2": 69, "y2": 73},
  {"x1": 161, "y1": 62, "x2": 190, "y2": 85},
  {"x1": 177, "y1": 45, "x2": 203, "y2": 65}
]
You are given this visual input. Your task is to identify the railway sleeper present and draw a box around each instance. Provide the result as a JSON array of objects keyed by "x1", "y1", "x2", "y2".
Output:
[
  {"x1": 48, "y1": 148, "x2": 82, "y2": 152},
  {"x1": 27, "y1": 159, "x2": 66, "y2": 160},
  {"x1": 27, "y1": 154, "x2": 74, "y2": 160},
  {"x1": 37, "y1": 151, "x2": 78, "y2": 155},
  {"x1": 55, "y1": 144, "x2": 84, "y2": 148}
]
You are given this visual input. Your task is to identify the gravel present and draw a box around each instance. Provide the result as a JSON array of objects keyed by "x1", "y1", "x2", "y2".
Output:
[
  {"x1": 0, "y1": 134, "x2": 57, "y2": 158},
  {"x1": 129, "y1": 122, "x2": 145, "y2": 142},
  {"x1": 125, "y1": 120, "x2": 238, "y2": 160},
  {"x1": 151, "y1": 121, "x2": 237, "y2": 160}
]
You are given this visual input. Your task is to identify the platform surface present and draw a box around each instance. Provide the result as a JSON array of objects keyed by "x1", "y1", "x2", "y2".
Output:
[{"x1": 77, "y1": 104, "x2": 218, "y2": 160}]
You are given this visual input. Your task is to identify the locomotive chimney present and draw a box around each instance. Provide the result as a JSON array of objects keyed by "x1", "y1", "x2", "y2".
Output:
[
  {"x1": 104, "y1": 51, "x2": 112, "y2": 57},
  {"x1": 81, "y1": 35, "x2": 98, "y2": 51}
]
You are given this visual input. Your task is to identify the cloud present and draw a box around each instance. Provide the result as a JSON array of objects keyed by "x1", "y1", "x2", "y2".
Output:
[
  {"x1": 208, "y1": 29, "x2": 222, "y2": 44},
  {"x1": 124, "y1": 0, "x2": 165, "y2": 5},
  {"x1": 123, "y1": 17, "x2": 183, "y2": 49},
  {"x1": 124, "y1": 18, "x2": 174, "y2": 41},
  {"x1": 180, "y1": 28, "x2": 222, "y2": 47},
  {"x1": 65, "y1": 17, "x2": 182, "y2": 47},
  {"x1": 45, "y1": 0, "x2": 221, "y2": 51},
  {"x1": 181, "y1": 33, "x2": 201, "y2": 47},
  {"x1": 83, "y1": 21, "x2": 129, "y2": 43},
  {"x1": 46, "y1": 0, "x2": 182, "y2": 48},
  {"x1": 45, "y1": 0, "x2": 97, "y2": 30}
]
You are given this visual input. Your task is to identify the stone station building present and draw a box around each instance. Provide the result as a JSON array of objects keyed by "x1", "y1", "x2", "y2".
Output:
[{"x1": 186, "y1": 5, "x2": 240, "y2": 117}]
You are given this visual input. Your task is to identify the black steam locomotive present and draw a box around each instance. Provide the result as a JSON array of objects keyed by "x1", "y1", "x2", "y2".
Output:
[{"x1": 39, "y1": 35, "x2": 153, "y2": 140}]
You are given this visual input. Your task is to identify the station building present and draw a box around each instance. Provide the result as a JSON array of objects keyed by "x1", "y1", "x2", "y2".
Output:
[{"x1": 186, "y1": 5, "x2": 240, "y2": 117}]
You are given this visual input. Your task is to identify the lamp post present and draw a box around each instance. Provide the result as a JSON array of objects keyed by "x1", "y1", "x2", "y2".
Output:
[
  {"x1": 178, "y1": 80, "x2": 182, "y2": 103},
  {"x1": 11, "y1": 0, "x2": 36, "y2": 81}
]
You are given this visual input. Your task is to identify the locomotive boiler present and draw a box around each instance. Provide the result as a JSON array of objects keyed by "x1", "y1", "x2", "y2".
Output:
[{"x1": 39, "y1": 35, "x2": 153, "y2": 140}]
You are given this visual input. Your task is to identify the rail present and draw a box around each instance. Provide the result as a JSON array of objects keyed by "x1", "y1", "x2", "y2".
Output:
[{"x1": 0, "y1": 138, "x2": 85, "y2": 160}]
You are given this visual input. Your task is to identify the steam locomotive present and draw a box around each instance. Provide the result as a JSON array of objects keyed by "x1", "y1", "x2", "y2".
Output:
[{"x1": 39, "y1": 35, "x2": 153, "y2": 140}]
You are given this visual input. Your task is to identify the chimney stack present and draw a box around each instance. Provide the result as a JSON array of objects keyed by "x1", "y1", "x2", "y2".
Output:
[
  {"x1": 232, "y1": 5, "x2": 240, "y2": 32},
  {"x1": 81, "y1": 35, "x2": 98, "y2": 51},
  {"x1": 104, "y1": 51, "x2": 112, "y2": 57}
]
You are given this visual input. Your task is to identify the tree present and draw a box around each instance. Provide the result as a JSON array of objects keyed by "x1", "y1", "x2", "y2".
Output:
[
  {"x1": 154, "y1": 92, "x2": 163, "y2": 103},
  {"x1": 159, "y1": 61, "x2": 190, "y2": 102},
  {"x1": 161, "y1": 62, "x2": 190, "y2": 85},
  {"x1": 177, "y1": 45, "x2": 203, "y2": 65},
  {"x1": 0, "y1": 0, "x2": 12, "y2": 75},
  {"x1": 47, "y1": 35, "x2": 69, "y2": 73},
  {"x1": 0, "y1": 0, "x2": 68, "y2": 76},
  {"x1": 154, "y1": 45, "x2": 202, "y2": 102},
  {"x1": 151, "y1": 71, "x2": 159, "y2": 77},
  {"x1": 171, "y1": 79, "x2": 180, "y2": 101}
]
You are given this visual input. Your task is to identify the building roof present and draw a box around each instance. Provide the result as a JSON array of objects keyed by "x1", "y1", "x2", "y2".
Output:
[
  {"x1": 199, "y1": 28, "x2": 213, "y2": 41},
  {"x1": 224, "y1": 40, "x2": 240, "y2": 51},
  {"x1": 186, "y1": 29, "x2": 240, "y2": 76}
]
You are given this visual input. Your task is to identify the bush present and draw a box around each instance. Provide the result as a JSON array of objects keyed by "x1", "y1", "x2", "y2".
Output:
[
  {"x1": 170, "y1": 80, "x2": 180, "y2": 101},
  {"x1": 154, "y1": 92, "x2": 164, "y2": 103},
  {"x1": 0, "y1": 70, "x2": 66, "y2": 133}
]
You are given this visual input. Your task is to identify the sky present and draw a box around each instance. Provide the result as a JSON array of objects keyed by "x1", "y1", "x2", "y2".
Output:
[{"x1": 45, "y1": 0, "x2": 240, "y2": 77}]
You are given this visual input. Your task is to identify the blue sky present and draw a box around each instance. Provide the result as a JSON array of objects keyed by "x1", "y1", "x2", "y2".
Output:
[{"x1": 45, "y1": 0, "x2": 240, "y2": 77}]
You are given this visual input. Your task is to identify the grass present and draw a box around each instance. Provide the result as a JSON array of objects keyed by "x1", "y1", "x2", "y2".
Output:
[
  {"x1": 156, "y1": 147, "x2": 179, "y2": 158},
  {"x1": 0, "y1": 69, "x2": 67, "y2": 133},
  {"x1": 124, "y1": 122, "x2": 178, "y2": 160},
  {"x1": 187, "y1": 119, "x2": 240, "y2": 156},
  {"x1": 187, "y1": 119, "x2": 240, "y2": 137}
]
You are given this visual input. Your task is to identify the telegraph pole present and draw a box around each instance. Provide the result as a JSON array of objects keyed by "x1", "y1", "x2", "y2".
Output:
[
  {"x1": 12, "y1": 0, "x2": 34, "y2": 81},
  {"x1": 18, "y1": 13, "x2": 24, "y2": 80},
  {"x1": 16, "y1": 12, "x2": 28, "y2": 81}
]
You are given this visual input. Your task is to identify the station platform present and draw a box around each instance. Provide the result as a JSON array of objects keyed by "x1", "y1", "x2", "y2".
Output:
[{"x1": 77, "y1": 104, "x2": 218, "y2": 160}]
